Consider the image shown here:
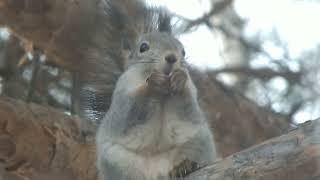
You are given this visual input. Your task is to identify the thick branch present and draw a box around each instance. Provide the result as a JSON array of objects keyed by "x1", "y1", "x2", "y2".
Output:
[
  {"x1": 0, "y1": 96, "x2": 318, "y2": 180},
  {"x1": 187, "y1": 120, "x2": 320, "y2": 180},
  {"x1": 0, "y1": 96, "x2": 96, "y2": 180}
]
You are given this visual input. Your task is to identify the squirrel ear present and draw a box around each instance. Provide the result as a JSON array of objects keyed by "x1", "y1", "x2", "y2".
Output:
[{"x1": 158, "y1": 11, "x2": 172, "y2": 33}]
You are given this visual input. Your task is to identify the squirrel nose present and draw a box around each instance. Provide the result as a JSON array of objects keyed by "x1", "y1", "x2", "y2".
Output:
[{"x1": 165, "y1": 54, "x2": 177, "y2": 64}]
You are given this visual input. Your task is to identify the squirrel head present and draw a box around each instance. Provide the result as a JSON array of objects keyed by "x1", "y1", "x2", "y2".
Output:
[
  {"x1": 127, "y1": 32, "x2": 186, "y2": 75},
  {"x1": 97, "y1": 1, "x2": 187, "y2": 75}
]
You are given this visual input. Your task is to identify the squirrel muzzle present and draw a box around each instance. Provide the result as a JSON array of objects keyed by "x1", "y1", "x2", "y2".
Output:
[{"x1": 163, "y1": 53, "x2": 179, "y2": 75}]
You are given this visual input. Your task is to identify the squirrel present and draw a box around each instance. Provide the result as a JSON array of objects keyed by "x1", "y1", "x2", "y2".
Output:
[{"x1": 72, "y1": 0, "x2": 217, "y2": 179}]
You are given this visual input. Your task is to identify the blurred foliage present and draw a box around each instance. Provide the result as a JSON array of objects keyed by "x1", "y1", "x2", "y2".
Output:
[{"x1": 0, "y1": 0, "x2": 319, "y2": 124}]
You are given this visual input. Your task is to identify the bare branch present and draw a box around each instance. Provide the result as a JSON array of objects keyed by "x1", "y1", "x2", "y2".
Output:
[
  {"x1": 210, "y1": 66, "x2": 301, "y2": 83},
  {"x1": 176, "y1": 0, "x2": 233, "y2": 32}
]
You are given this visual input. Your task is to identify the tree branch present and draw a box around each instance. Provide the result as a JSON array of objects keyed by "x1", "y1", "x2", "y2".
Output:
[
  {"x1": 210, "y1": 66, "x2": 301, "y2": 83},
  {"x1": 0, "y1": 96, "x2": 96, "y2": 180},
  {"x1": 187, "y1": 120, "x2": 320, "y2": 180},
  {"x1": 183, "y1": 0, "x2": 233, "y2": 31},
  {"x1": 0, "y1": 96, "x2": 318, "y2": 180}
]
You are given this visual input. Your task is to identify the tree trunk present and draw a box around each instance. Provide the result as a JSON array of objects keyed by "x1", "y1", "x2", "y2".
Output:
[{"x1": 0, "y1": 96, "x2": 318, "y2": 180}]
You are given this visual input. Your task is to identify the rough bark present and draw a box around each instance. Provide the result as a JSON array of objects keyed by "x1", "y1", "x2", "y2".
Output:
[
  {"x1": 0, "y1": 96, "x2": 318, "y2": 180},
  {"x1": 0, "y1": 96, "x2": 96, "y2": 180},
  {"x1": 0, "y1": 0, "x2": 290, "y2": 157},
  {"x1": 188, "y1": 119, "x2": 320, "y2": 180}
]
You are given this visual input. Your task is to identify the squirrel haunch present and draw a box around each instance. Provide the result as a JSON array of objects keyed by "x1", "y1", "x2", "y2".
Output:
[{"x1": 90, "y1": 0, "x2": 217, "y2": 179}]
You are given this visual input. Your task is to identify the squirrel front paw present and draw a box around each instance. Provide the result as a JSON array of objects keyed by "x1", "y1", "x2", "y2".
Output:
[
  {"x1": 147, "y1": 70, "x2": 170, "y2": 95},
  {"x1": 169, "y1": 159, "x2": 200, "y2": 178},
  {"x1": 170, "y1": 68, "x2": 188, "y2": 94}
]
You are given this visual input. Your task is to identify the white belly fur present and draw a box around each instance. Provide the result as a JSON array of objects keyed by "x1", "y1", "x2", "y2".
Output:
[
  {"x1": 102, "y1": 116, "x2": 202, "y2": 179},
  {"x1": 103, "y1": 142, "x2": 178, "y2": 179},
  {"x1": 117, "y1": 112, "x2": 201, "y2": 154}
]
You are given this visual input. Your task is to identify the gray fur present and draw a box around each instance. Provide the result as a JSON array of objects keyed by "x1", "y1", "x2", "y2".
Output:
[{"x1": 96, "y1": 26, "x2": 216, "y2": 180}]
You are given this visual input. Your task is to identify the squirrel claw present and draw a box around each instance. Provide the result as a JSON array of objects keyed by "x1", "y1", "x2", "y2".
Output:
[
  {"x1": 147, "y1": 70, "x2": 170, "y2": 95},
  {"x1": 170, "y1": 69, "x2": 187, "y2": 94}
]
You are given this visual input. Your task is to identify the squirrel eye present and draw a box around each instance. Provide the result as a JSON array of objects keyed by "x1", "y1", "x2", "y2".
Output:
[
  {"x1": 182, "y1": 49, "x2": 186, "y2": 57},
  {"x1": 140, "y1": 42, "x2": 150, "y2": 53}
]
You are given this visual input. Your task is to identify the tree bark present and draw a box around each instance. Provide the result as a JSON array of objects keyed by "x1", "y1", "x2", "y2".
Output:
[
  {"x1": 0, "y1": 96, "x2": 318, "y2": 180},
  {"x1": 0, "y1": 96, "x2": 96, "y2": 180},
  {"x1": 0, "y1": 0, "x2": 290, "y2": 157},
  {"x1": 188, "y1": 120, "x2": 320, "y2": 180}
]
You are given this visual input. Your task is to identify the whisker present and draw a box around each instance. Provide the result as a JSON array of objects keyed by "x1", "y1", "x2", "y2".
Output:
[
  {"x1": 131, "y1": 59, "x2": 159, "y2": 64},
  {"x1": 132, "y1": 61, "x2": 157, "y2": 64}
]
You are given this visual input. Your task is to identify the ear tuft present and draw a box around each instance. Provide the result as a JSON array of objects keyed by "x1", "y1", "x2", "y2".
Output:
[{"x1": 158, "y1": 10, "x2": 172, "y2": 33}]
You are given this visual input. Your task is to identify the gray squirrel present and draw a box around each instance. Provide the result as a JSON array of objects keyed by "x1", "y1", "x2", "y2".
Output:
[{"x1": 73, "y1": 0, "x2": 217, "y2": 179}]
